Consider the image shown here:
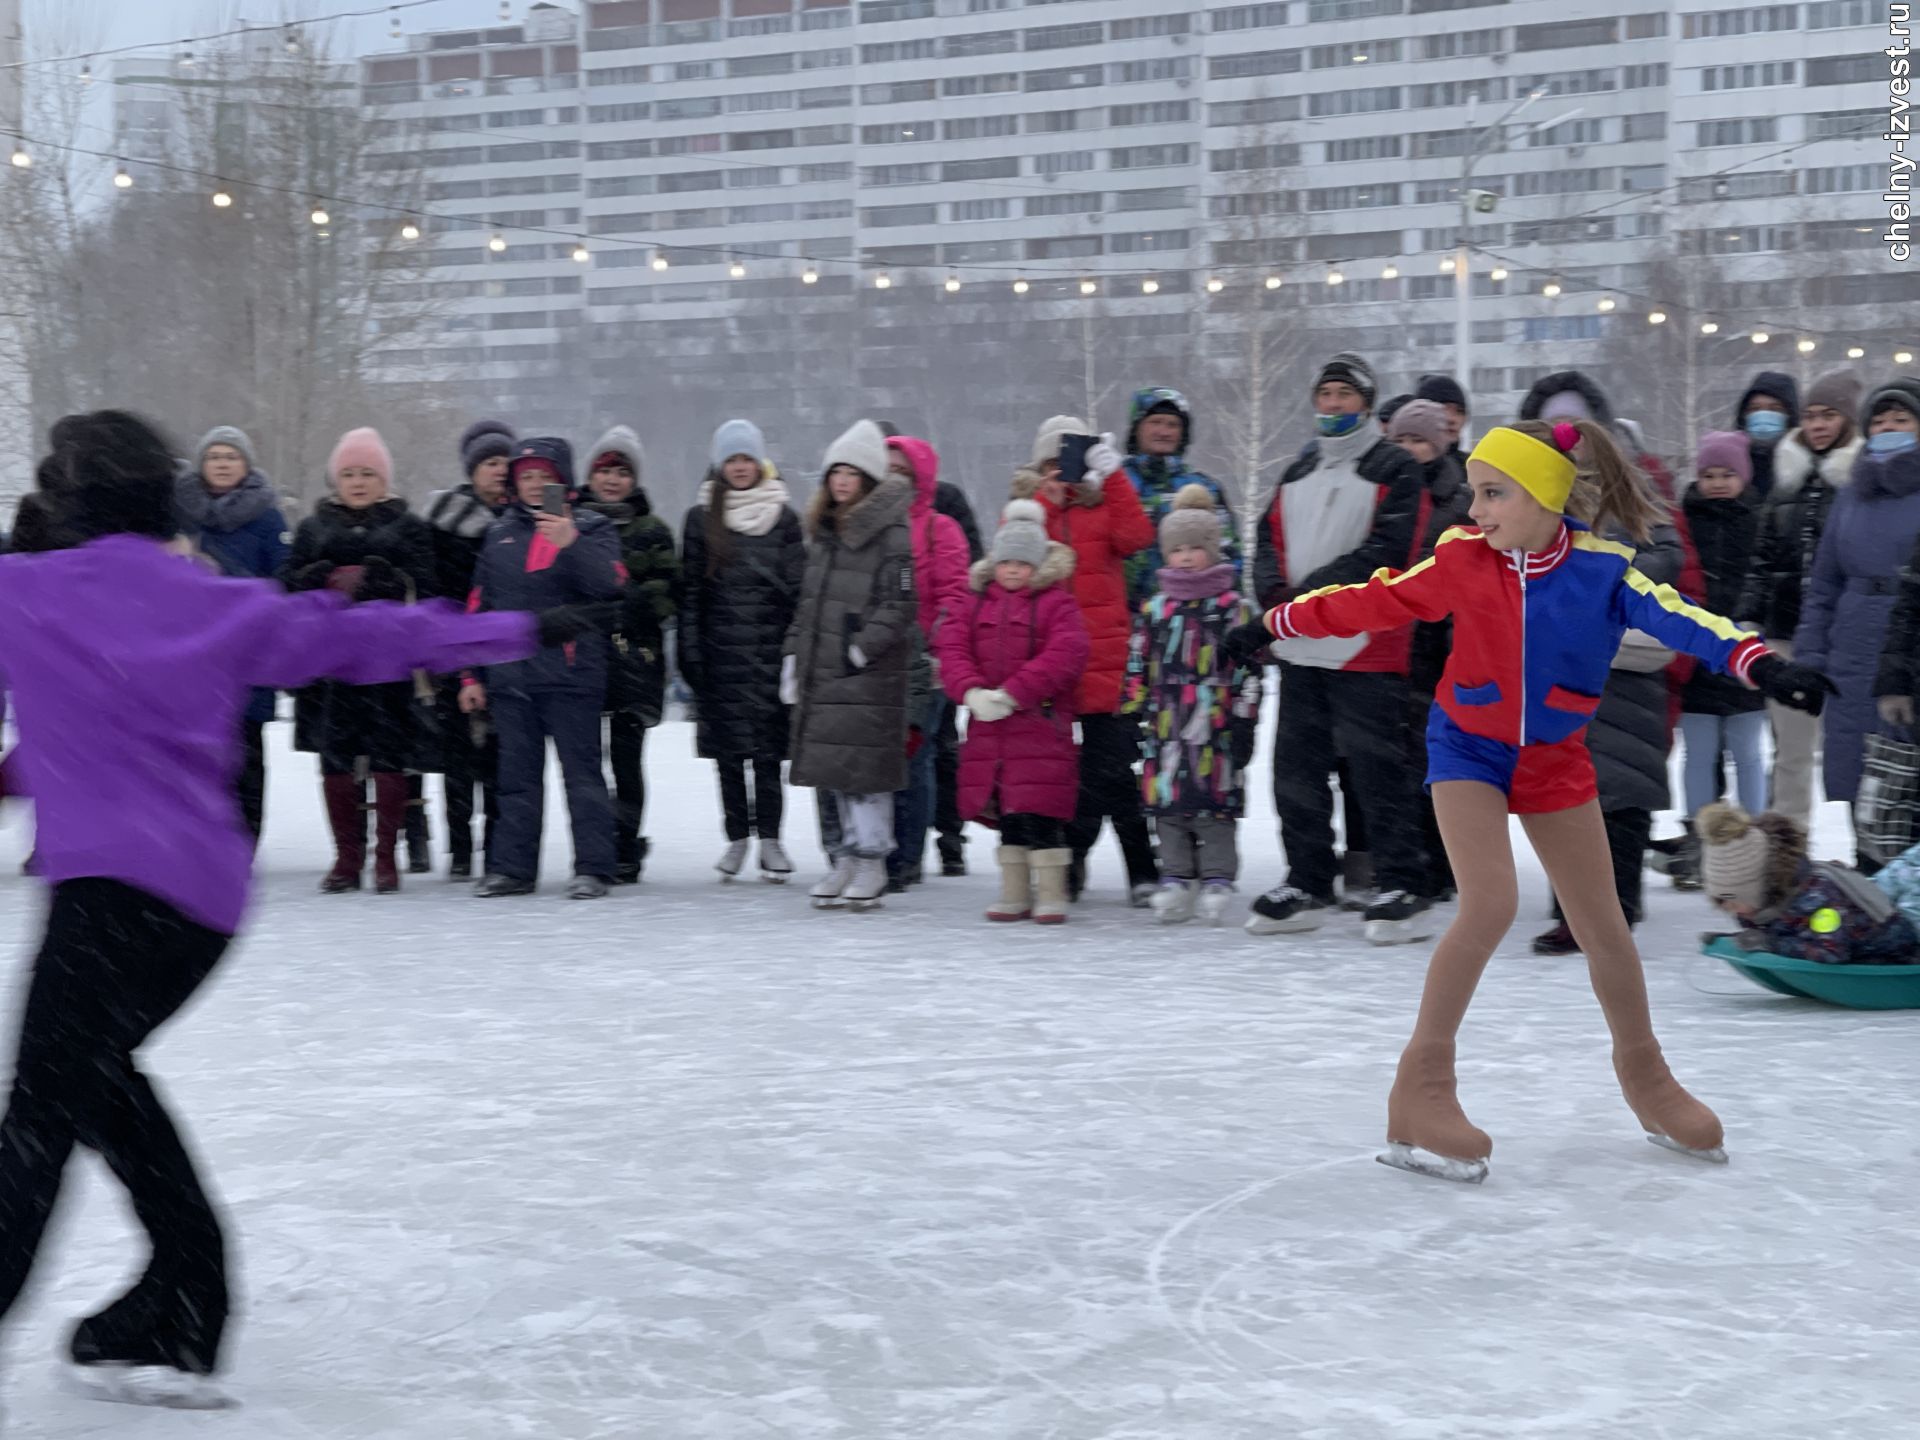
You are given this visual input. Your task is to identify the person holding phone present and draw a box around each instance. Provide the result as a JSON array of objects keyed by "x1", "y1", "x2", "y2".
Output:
[
  {"x1": 464, "y1": 437, "x2": 625, "y2": 899},
  {"x1": 1010, "y1": 415, "x2": 1158, "y2": 904}
]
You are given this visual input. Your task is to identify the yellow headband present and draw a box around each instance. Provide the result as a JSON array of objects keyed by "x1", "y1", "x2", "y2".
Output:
[{"x1": 1468, "y1": 427, "x2": 1577, "y2": 513}]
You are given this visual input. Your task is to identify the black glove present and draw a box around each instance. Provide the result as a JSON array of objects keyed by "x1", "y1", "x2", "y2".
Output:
[
  {"x1": 292, "y1": 559, "x2": 335, "y2": 591},
  {"x1": 1223, "y1": 621, "x2": 1275, "y2": 665},
  {"x1": 356, "y1": 555, "x2": 406, "y2": 602},
  {"x1": 536, "y1": 601, "x2": 623, "y2": 647},
  {"x1": 1749, "y1": 653, "x2": 1839, "y2": 716},
  {"x1": 1230, "y1": 722, "x2": 1256, "y2": 771}
]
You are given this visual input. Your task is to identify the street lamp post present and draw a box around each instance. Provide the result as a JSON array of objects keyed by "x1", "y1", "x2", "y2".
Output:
[{"x1": 1454, "y1": 93, "x2": 1584, "y2": 418}]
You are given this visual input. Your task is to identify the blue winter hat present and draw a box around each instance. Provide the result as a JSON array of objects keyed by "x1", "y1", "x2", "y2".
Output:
[
  {"x1": 711, "y1": 418, "x2": 768, "y2": 470},
  {"x1": 509, "y1": 436, "x2": 575, "y2": 494}
]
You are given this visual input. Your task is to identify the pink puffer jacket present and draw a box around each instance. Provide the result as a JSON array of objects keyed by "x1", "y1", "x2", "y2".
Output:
[
  {"x1": 937, "y1": 543, "x2": 1088, "y2": 823},
  {"x1": 887, "y1": 435, "x2": 972, "y2": 643}
]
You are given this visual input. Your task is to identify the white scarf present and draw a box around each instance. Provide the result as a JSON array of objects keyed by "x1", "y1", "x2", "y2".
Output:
[
  {"x1": 1273, "y1": 419, "x2": 1385, "y2": 669},
  {"x1": 697, "y1": 473, "x2": 790, "y2": 537}
]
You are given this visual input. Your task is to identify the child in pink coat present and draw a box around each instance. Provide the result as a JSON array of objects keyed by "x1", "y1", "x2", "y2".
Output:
[{"x1": 937, "y1": 499, "x2": 1090, "y2": 922}]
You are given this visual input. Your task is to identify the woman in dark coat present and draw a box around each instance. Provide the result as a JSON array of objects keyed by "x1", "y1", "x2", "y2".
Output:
[
  {"x1": 1533, "y1": 513, "x2": 1688, "y2": 954},
  {"x1": 281, "y1": 428, "x2": 435, "y2": 894},
  {"x1": 678, "y1": 419, "x2": 806, "y2": 881},
  {"x1": 1796, "y1": 379, "x2": 1920, "y2": 861}
]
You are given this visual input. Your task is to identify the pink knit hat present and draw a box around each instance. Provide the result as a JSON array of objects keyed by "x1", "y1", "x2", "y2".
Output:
[
  {"x1": 329, "y1": 427, "x2": 393, "y2": 488},
  {"x1": 1695, "y1": 430, "x2": 1752, "y2": 486}
]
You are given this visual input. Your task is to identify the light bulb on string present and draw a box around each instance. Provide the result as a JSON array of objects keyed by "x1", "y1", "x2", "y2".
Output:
[
  {"x1": 1264, "y1": 275, "x2": 1281, "y2": 290},
  {"x1": 499, "y1": 0, "x2": 513, "y2": 19},
  {"x1": 112, "y1": 164, "x2": 133, "y2": 189},
  {"x1": 489, "y1": 233, "x2": 508, "y2": 253},
  {"x1": 730, "y1": 261, "x2": 747, "y2": 279},
  {"x1": 80, "y1": 61, "x2": 93, "y2": 84},
  {"x1": 1648, "y1": 309, "x2": 1668, "y2": 325},
  {"x1": 211, "y1": 190, "x2": 232, "y2": 208},
  {"x1": 1013, "y1": 277, "x2": 1029, "y2": 295},
  {"x1": 802, "y1": 266, "x2": 819, "y2": 285},
  {"x1": 1700, "y1": 321, "x2": 1719, "y2": 335},
  {"x1": 944, "y1": 274, "x2": 960, "y2": 292},
  {"x1": 650, "y1": 250, "x2": 668, "y2": 271},
  {"x1": 1847, "y1": 346, "x2": 1866, "y2": 359},
  {"x1": 1326, "y1": 266, "x2": 1344, "y2": 286},
  {"x1": 1542, "y1": 280, "x2": 1562, "y2": 298},
  {"x1": 1381, "y1": 263, "x2": 1399, "y2": 280},
  {"x1": 1900, "y1": 350, "x2": 1916, "y2": 365},
  {"x1": 1750, "y1": 331, "x2": 1769, "y2": 344},
  {"x1": 310, "y1": 205, "x2": 330, "y2": 226},
  {"x1": 1141, "y1": 278, "x2": 1159, "y2": 294},
  {"x1": 400, "y1": 221, "x2": 420, "y2": 240},
  {"x1": 1489, "y1": 266, "x2": 1508, "y2": 281},
  {"x1": 1439, "y1": 256, "x2": 1456, "y2": 273},
  {"x1": 9, "y1": 146, "x2": 29, "y2": 169},
  {"x1": 1597, "y1": 296, "x2": 1616, "y2": 312},
  {"x1": 179, "y1": 50, "x2": 195, "y2": 69},
  {"x1": 1205, "y1": 277, "x2": 1224, "y2": 293},
  {"x1": 1796, "y1": 338, "x2": 1817, "y2": 354},
  {"x1": 574, "y1": 244, "x2": 592, "y2": 264},
  {"x1": 283, "y1": 27, "x2": 301, "y2": 55},
  {"x1": 1079, "y1": 279, "x2": 1097, "y2": 295},
  {"x1": 389, "y1": 7, "x2": 403, "y2": 39},
  {"x1": 874, "y1": 272, "x2": 891, "y2": 290}
]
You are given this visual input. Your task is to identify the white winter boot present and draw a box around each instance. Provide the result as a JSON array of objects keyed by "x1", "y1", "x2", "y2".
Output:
[
  {"x1": 1152, "y1": 880, "x2": 1197, "y2": 925},
  {"x1": 810, "y1": 855, "x2": 856, "y2": 908},
  {"x1": 1196, "y1": 881, "x2": 1234, "y2": 927},
  {"x1": 988, "y1": 845, "x2": 1033, "y2": 921},
  {"x1": 1030, "y1": 848, "x2": 1072, "y2": 925}
]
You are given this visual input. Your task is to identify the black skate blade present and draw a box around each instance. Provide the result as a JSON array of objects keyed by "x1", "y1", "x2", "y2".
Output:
[
  {"x1": 1377, "y1": 1142, "x2": 1488, "y2": 1184},
  {"x1": 1647, "y1": 1133, "x2": 1729, "y2": 1164}
]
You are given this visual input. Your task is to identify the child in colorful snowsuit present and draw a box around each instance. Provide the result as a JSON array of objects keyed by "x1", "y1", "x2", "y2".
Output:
[
  {"x1": 938, "y1": 500, "x2": 1089, "y2": 923},
  {"x1": 1699, "y1": 801, "x2": 1917, "y2": 963},
  {"x1": 1125, "y1": 485, "x2": 1261, "y2": 926},
  {"x1": 1228, "y1": 417, "x2": 1833, "y2": 1182}
]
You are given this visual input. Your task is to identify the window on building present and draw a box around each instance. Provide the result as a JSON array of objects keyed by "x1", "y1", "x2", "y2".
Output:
[
  {"x1": 1622, "y1": 111, "x2": 1667, "y2": 140},
  {"x1": 1805, "y1": 0, "x2": 1889, "y2": 25},
  {"x1": 944, "y1": 156, "x2": 1021, "y2": 180},
  {"x1": 950, "y1": 198, "x2": 1013, "y2": 221},
  {"x1": 1026, "y1": 192, "x2": 1104, "y2": 216},
  {"x1": 1701, "y1": 61, "x2": 1797, "y2": 89},
  {"x1": 1209, "y1": 143, "x2": 1302, "y2": 171},
  {"x1": 1306, "y1": 0, "x2": 1402, "y2": 18},
  {"x1": 863, "y1": 203, "x2": 938, "y2": 227},
  {"x1": 943, "y1": 72, "x2": 1020, "y2": 95},
  {"x1": 944, "y1": 114, "x2": 1021, "y2": 138},
  {"x1": 860, "y1": 80, "x2": 936, "y2": 103},
  {"x1": 1109, "y1": 228, "x2": 1188, "y2": 253},
  {"x1": 1696, "y1": 117, "x2": 1779, "y2": 146},
  {"x1": 729, "y1": 53, "x2": 794, "y2": 76},
  {"x1": 1806, "y1": 54, "x2": 1884, "y2": 85},
  {"x1": 1208, "y1": 96, "x2": 1300, "y2": 125},
  {"x1": 1307, "y1": 182, "x2": 1402, "y2": 210},
  {"x1": 1682, "y1": 6, "x2": 1801, "y2": 36},
  {"x1": 801, "y1": 47, "x2": 852, "y2": 68},
  {"x1": 1110, "y1": 143, "x2": 1192, "y2": 169},
  {"x1": 1027, "y1": 64, "x2": 1105, "y2": 91},
  {"x1": 1210, "y1": 3, "x2": 1290, "y2": 31},
  {"x1": 1410, "y1": 77, "x2": 1507, "y2": 107},
  {"x1": 1026, "y1": 21, "x2": 1105, "y2": 49},
  {"x1": 1306, "y1": 85, "x2": 1402, "y2": 116},
  {"x1": 1110, "y1": 100, "x2": 1191, "y2": 126},
  {"x1": 1620, "y1": 63, "x2": 1668, "y2": 88},
  {"x1": 946, "y1": 30, "x2": 1018, "y2": 55},
  {"x1": 859, "y1": 0, "x2": 934, "y2": 19},
  {"x1": 1804, "y1": 163, "x2": 1880, "y2": 193},
  {"x1": 1114, "y1": 186, "x2": 1189, "y2": 211},
  {"x1": 1034, "y1": 149, "x2": 1097, "y2": 175},
  {"x1": 1210, "y1": 48, "x2": 1300, "y2": 79},
  {"x1": 1311, "y1": 40, "x2": 1401, "y2": 67},
  {"x1": 1112, "y1": 14, "x2": 1193, "y2": 38},
  {"x1": 1324, "y1": 135, "x2": 1405, "y2": 161},
  {"x1": 860, "y1": 39, "x2": 940, "y2": 61},
  {"x1": 862, "y1": 162, "x2": 938, "y2": 185},
  {"x1": 860, "y1": 121, "x2": 935, "y2": 143},
  {"x1": 1110, "y1": 57, "x2": 1191, "y2": 82},
  {"x1": 1807, "y1": 107, "x2": 1881, "y2": 139}
]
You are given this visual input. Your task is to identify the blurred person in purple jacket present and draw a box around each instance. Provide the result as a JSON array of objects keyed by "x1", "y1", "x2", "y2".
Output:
[{"x1": 0, "y1": 411, "x2": 548, "y2": 1408}]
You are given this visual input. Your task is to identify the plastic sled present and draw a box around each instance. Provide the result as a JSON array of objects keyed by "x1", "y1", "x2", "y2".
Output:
[{"x1": 1703, "y1": 936, "x2": 1920, "y2": 1010}]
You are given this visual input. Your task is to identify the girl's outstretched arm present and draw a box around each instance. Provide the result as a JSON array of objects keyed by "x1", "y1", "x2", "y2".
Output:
[
  {"x1": 1611, "y1": 568, "x2": 1766, "y2": 682},
  {"x1": 1267, "y1": 530, "x2": 1464, "y2": 640},
  {"x1": 242, "y1": 590, "x2": 536, "y2": 692}
]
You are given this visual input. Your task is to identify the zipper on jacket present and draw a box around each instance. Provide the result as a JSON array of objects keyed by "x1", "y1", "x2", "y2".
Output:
[{"x1": 1517, "y1": 558, "x2": 1528, "y2": 747}]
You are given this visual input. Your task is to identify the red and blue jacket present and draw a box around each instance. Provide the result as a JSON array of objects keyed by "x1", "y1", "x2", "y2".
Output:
[{"x1": 1267, "y1": 520, "x2": 1767, "y2": 748}]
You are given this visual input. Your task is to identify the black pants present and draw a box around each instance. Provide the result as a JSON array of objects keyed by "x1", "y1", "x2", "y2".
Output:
[
  {"x1": 1002, "y1": 812, "x2": 1067, "y2": 849},
  {"x1": 1272, "y1": 665, "x2": 1425, "y2": 897},
  {"x1": 717, "y1": 755, "x2": 785, "y2": 842},
  {"x1": 236, "y1": 720, "x2": 265, "y2": 845},
  {"x1": 0, "y1": 880, "x2": 231, "y2": 1373},
  {"x1": 445, "y1": 713, "x2": 499, "y2": 867},
  {"x1": 934, "y1": 703, "x2": 965, "y2": 862},
  {"x1": 493, "y1": 690, "x2": 617, "y2": 882},
  {"x1": 608, "y1": 711, "x2": 648, "y2": 867},
  {"x1": 1551, "y1": 807, "x2": 1652, "y2": 927},
  {"x1": 1067, "y1": 712, "x2": 1158, "y2": 886}
]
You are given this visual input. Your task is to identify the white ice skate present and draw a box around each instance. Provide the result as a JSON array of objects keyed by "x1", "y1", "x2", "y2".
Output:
[
  {"x1": 810, "y1": 855, "x2": 856, "y2": 909},
  {"x1": 1646, "y1": 1133, "x2": 1729, "y2": 1164},
  {"x1": 1151, "y1": 880, "x2": 1195, "y2": 924},
  {"x1": 1376, "y1": 1142, "x2": 1489, "y2": 1185},
  {"x1": 758, "y1": 838, "x2": 793, "y2": 883},
  {"x1": 1196, "y1": 882, "x2": 1234, "y2": 927},
  {"x1": 715, "y1": 839, "x2": 750, "y2": 881},
  {"x1": 61, "y1": 1362, "x2": 234, "y2": 1410},
  {"x1": 844, "y1": 856, "x2": 888, "y2": 911}
]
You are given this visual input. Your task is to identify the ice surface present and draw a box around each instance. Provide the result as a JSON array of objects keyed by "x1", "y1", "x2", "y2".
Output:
[{"x1": 1, "y1": 720, "x2": 1915, "y2": 1438}]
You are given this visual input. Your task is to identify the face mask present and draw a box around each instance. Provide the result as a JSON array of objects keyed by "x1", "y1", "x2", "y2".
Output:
[
  {"x1": 1316, "y1": 412, "x2": 1362, "y2": 438},
  {"x1": 1867, "y1": 430, "x2": 1919, "y2": 457},
  {"x1": 1744, "y1": 411, "x2": 1788, "y2": 441}
]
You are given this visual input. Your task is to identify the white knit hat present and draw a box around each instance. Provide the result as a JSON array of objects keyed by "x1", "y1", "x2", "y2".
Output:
[
  {"x1": 1030, "y1": 414, "x2": 1088, "y2": 468},
  {"x1": 991, "y1": 498, "x2": 1049, "y2": 569},
  {"x1": 822, "y1": 418, "x2": 889, "y2": 485},
  {"x1": 1698, "y1": 802, "x2": 1770, "y2": 912}
]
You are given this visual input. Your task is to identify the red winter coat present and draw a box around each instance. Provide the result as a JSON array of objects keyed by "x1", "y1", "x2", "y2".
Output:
[
  {"x1": 1010, "y1": 464, "x2": 1154, "y2": 713},
  {"x1": 887, "y1": 435, "x2": 972, "y2": 643},
  {"x1": 938, "y1": 543, "x2": 1089, "y2": 823}
]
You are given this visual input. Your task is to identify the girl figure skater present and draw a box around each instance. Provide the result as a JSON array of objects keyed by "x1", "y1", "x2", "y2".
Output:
[
  {"x1": 1228, "y1": 418, "x2": 1832, "y2": 1182},
  {"x1": 0, "y1": 412, "x2": 572, "y2": 1407}
]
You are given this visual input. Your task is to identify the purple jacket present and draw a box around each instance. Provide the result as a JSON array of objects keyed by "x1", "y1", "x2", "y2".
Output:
[{"x1": 0, "y1": 535, "x2": 536, "y2": 933}]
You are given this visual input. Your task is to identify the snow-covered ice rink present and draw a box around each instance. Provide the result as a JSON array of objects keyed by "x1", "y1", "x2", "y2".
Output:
[{"x1": 1, "y1": 718, "x2": 1915, "y2": 1438}]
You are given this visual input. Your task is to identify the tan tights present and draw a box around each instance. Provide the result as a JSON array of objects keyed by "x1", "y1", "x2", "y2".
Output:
[{"x1": 1388, "y1": 783, "x2": 1723, "y2": 1161}]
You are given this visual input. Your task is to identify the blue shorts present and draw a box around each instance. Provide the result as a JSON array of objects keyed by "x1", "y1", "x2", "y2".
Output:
[{"x1": 1424, "y1": 706, "x2": 1598, "y2": 814}]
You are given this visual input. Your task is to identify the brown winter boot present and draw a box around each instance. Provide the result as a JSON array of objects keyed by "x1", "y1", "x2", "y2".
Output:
[
  {"x1": 320, "y1": 773, "x2": 366, "y2": 893},
  {"x1": 1381, "y1": 1038, "x2": 1493, "y2": 1181},
  {"x1": 371, "y1": 772, "x2": 408, "y2": 894},
  {"x1": 1030, "y1": 848, "x2": 1072, "y2": 925},
  {"x1": 987, "y1": 846, "x2": 1032, "y2": 922},
  {"x1": 1612, "y1": 1039, "x2": 1726, "y2": 1159}
]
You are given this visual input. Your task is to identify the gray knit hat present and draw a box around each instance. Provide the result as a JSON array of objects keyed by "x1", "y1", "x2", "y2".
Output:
[
  {"x1": 460, "y1": 419, "x2": 516, "y2": 477},
  {"x1": 711, "y1": 417, "x2": 768, "y2": 469},
  {"x1": 196, "y1": 425, "x2": 255, "y2": 470},
  {"x1": 1803, "y1": 371, "x2": 1864, "y2": 420},
  {"x1": 1386, "y1": 399, "x2": 1448, "y2": 448},
  {"x1": 1314, "y1": 353, "x2": 1377, "y2": 409},
  {"x1": 1157, "y1": 483, "x2": 1224, "y2": 565},
  {"x1": 991, "y1": 498, "x2": 1050, "y2": 569}
]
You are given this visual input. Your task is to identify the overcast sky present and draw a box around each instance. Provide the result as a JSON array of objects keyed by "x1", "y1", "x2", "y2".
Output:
[{"x1": 62, "y1": 0, "x2": 525, "y2": 62}]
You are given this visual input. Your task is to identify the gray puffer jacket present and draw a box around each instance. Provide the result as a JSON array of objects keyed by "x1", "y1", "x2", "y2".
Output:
[{"x1": 786, "y1": 473, "x2": 918, "y2": 794}]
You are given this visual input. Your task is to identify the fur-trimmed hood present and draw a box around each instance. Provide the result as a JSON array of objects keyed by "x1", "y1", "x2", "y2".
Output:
[
  {"x1": 804, "y1": 470, "x2": 913, "y2": 547},
  {"x1": 968, "y1": 540, "x2": 1076, "y2": 593},
  {"x1": 1517, "y1": 370, "x2": 1617, "y2": 429},
  {"x1": 1769, "y1": 429, "x2": 1864, "y2": 501},
  {"x1": 1010, "y1": 466, "x2": 1104, "y2": 509}
]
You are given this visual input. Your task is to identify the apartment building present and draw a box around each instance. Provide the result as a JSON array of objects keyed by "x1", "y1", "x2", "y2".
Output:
[{"x1": 359, "y1": 0, "x2": 1911, "y2": 497}]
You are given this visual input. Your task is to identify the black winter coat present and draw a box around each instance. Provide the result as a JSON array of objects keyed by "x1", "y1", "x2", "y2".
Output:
[
  {"x1": 422, "y1": 483, "x2": 503, "y2": 607},
  {"x1": 933, "y1": 480, "x2": 984, "y2": 562},
  {"x1": 1736, "y1": 430, "x2": 1864, "y2": 641},
  {"x1": 282, "y1": 497, "x2": 435, "y2": 763},
  {"x1": 1587, "y1": 518, "x2": 1686, "y2": 813},
  {"x1": 577, "y1": 491, "x2": 679, "y2": 722},
  {"x1": 472, "y1": 503, "x2": 625, "y2": 699},
  {"x1": 1680, "y1": 486, "x2": 1766, "y2": 717},
  {"x1": 1409, "y1": 451, "x2": 1472, "y2": 698},
  {"x1": 679, "y1": 484, "x2": 806, "y2": 761}
]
